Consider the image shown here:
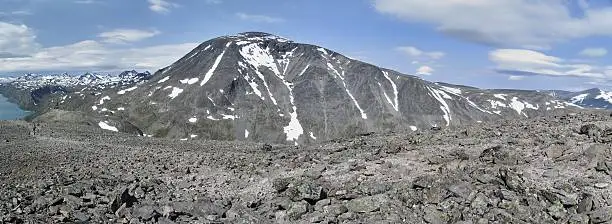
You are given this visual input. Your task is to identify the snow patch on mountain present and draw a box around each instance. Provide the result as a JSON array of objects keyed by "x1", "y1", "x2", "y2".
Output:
[
  {"x1": 239, "y1": 42, "x2": 279, "y2": 105},
  {"x1": 240, "y1": 41, "x2": 304, "y2": 143},
  {"x1": 595, "y1": 90, "x2": 612, "y2": 104},
  {"x1": 180, "y1": 78, "x2": 199, "y2": 85},
  {"x1": 428, "y1": 87, "x2": 452, "y2": 126},
  {"x1": 187, "y1": 45, "x2": 211, "y2": 60},
  {"x1": 382, "y1": 71, "x2": 399, "y2": 111},
  {"x1": 494, "y1": 94, "x2": 507, "y2": 100},
  {"x1": 466, "y1": 97, "x2": 493, "y2": 114},
  {"x1": 99, "y1": 96, "x2": 110, "y2": 105},
  {"x1": 309, "y1": 132, "x2": 317, "y2": 140},
  {"x1": 438, "y1": 85, "x2": 462, "y2": 95},
  {"x1": 509, "y1": 97, "x2": 526, "y2": 116},
  {"x1": 220, "y1": 114, "x2": 238, "y2": 120},
  {"x1": 277, "y1": 69, "x2": 304, "y2": 143},
  {"x1": 239, "y1": 62, "x2": 264, "y2": 100},
  {"x1": 158, "y1": 76, "x2": 170, "y2": 83},
  {"x1": 317, "y1": 47, "x2": 329, "y2": 55},
  {"x1": 488, "y1": 100, "x2": 507, "y2": 109},
  {"x1": 299, "y1": 65, "x2": 311, "y2": 77},
  {"x1": 327, "y1": 63, "x2": 367, "y2": 119},
  {"x1": 200, "y1": 42, "x2": 232, "y2": 87},
  {"x1": 98, "y1": 121, "x2": 118, "y2": 132},
  {"x1": 207, "y1": 96, "x2": 217, "y2": 107},
  {"x1": 571, "y1": 93, "x2": 589, "y2": 104},
  {"x1": 168, "y1": 87, "x2": 183, "y2": 99},
  {"x1": 118, "y1": 86, "x2": 138, "y2": 95},
  {"x1": 524, "y1": 102, "x2": 539, "y2": 110}
]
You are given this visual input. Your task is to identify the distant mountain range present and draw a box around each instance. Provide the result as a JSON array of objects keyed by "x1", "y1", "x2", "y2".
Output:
[
  {"x1": 0, "y1": 32, "x2": 598, "y2": 145},
  {"x1": 0, "y1": 70, "x2": 152, "y2": 113},
  {"x1": 1, "y1": 70, "x2": 152, "y2": 89},
  {"x1": 545, "y1": 88, "x2": 612, "y2": 110}
]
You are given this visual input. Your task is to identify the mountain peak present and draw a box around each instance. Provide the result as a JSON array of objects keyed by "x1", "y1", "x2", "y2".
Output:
[
  {"x1": 226, "y1": 31, "x2": 292, "y2": 43},
  {"x1": 581, "y1": 88, "x2": 602, "y2": 94},
  {"x1": 237, "y1": 32, "x2": 276, "y2": 37}
]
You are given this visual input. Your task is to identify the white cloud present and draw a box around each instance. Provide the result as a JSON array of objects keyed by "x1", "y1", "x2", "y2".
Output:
[
  {"x1": 0, "y1": 39, "x2": 198, "y2": 72},
  {"x1": 397, "y1": 46, "x2": 421, "y2": 57},
  {"x1": 579, "y1": 48, "x2": 608, "y2": 57},
  {"x1": 118, "y1": 42, "x2": 198, "y2": 70},
  {"x1": 148, "y1": 0, "x2": 178, "y2": 14},
  {"x1": 490, "y1": 48, "x2": 610, "y2": 79},
  {"x1": 0, "y1": 20, "x2": 194, "y2": 73},
  {"x1": 0, "y1": 22, "x2": 40, "y2": 58},
  {"x1": 236, "y1": 13, "x2": 284, "y2": 23},
  {"x1": 396, "y1": 46, "x2": 443, "y2": 76},
  {"x1": 508, "y1": 75, "x2": 525, "y2": 81},
  {"x1": 416, "y1": 65, "x2": 433, "y2": 75},
  {"x1": 396, "y1": 46, "x2": 445, "y2": 59},
  {"x1": 373, "y1": 0, "x2": 612, "y2": 48},
  {"x1": 0, "y1": 10, "x2": 32, "y2": 16},
  {"x1": 98, "y1": 29, "x2": 161, "y2": 44},
  {"x1": 489, "y1": 49, "x2": 562, "y2": 68}
]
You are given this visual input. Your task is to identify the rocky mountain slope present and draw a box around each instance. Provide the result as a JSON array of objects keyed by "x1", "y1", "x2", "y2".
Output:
[
  {"x1": 0, "y1": 32, "x2": 580, "y2": 145},
  {"x1": 2, "y1": 110, "x2": 612, "y2": 223}
]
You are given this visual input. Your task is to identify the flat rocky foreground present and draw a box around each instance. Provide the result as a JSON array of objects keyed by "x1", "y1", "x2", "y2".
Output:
[{"x1": 2, "y1": 111, "x2": 612, "y2": 223}]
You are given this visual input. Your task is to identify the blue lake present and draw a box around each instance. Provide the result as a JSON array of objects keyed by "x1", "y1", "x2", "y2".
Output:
[{"x1": 0, "y1": 94, "x2": 28, "y2": 120}]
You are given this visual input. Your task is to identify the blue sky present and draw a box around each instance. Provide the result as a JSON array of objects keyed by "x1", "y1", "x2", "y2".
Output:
[{"x1": 0, "y1": 0, "x2": 611, "y2": 91}]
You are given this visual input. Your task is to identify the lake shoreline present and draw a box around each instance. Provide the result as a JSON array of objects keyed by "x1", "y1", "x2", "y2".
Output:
[{"x1": 0, "y1": 93, "x2": 30, "y2": 120}]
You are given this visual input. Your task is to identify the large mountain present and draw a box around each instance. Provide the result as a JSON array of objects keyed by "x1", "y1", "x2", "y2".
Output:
[{"x1": 0, "y1": 32, "x2": 580, "y2": 144}]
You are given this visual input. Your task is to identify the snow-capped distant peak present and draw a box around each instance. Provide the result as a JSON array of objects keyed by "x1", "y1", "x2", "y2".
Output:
[
  {"x1": 595, "y1": 90, "x2": 612, "y2": 104},
  {"x1": 570, "y1": 93, "x2": 589, "y2": 104},
  {"x1": 4, "y1": 71, "x2": 152, "y2": 90},
  {"x1": 437, "y1": 84, "x2": 462, "y2": 95},
  {"x1": 0, "y1": 77, "x2": 15, "y2": 84}
]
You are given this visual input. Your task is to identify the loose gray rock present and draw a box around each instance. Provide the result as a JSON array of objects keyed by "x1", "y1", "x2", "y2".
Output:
[
  {"x1": 272, "y1": 178, "x2": 290, "y2": 193},
  {"x1": 2, "y1": 111, "x2": 612, "y2": 223},
  {"x1": 345, "y1": 194, "x2": 388, "y2": 213},
  {"x1": 291, "y1": 181, "x2": 326, "y2": 203},
  {"x1": 580, "y1": 124, "x2": 601, "y2": 137},
  {"x1": 589, "y1": 206, "x2": 612, "y2": 223},
  {"x1": 287, "y1": 201, "x2": 309, "y2": 221},
  {"x1": 110, "y1": 187, "x2": 137, "y2": 213},
  {"x1": 133, "y1": 205, "x2": 157, "y2": 220}
]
